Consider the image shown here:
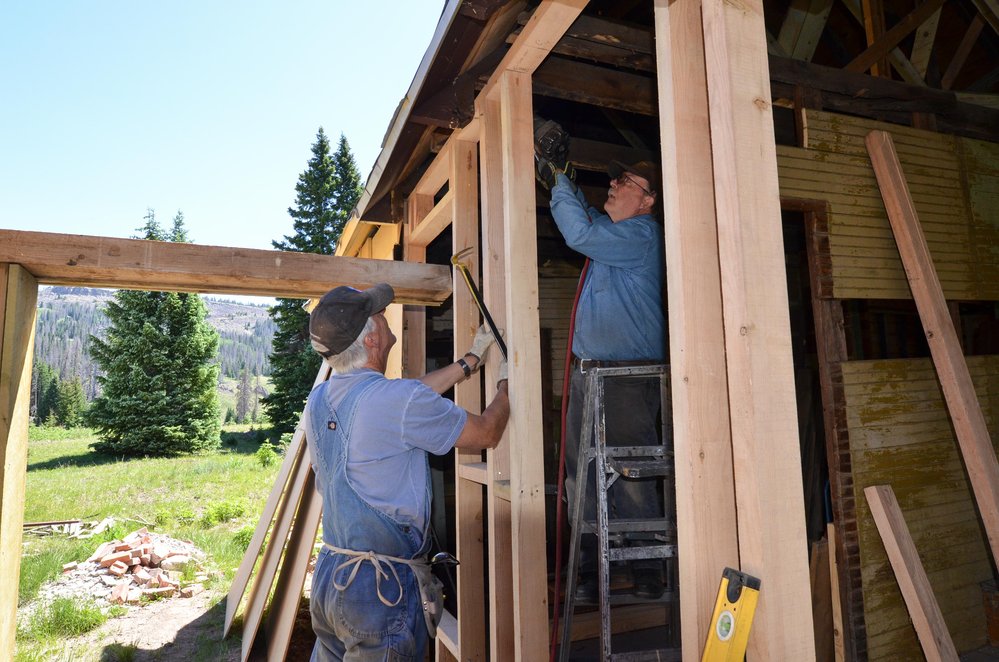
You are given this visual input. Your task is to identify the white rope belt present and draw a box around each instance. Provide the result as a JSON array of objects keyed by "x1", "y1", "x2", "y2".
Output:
[{"x1": 324, "y1": 543, "x2": 425, "y2": 608}]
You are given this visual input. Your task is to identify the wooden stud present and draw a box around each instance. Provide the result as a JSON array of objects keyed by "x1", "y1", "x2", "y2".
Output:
[
  {"x1": 828, "y1": 523, "x2": 846, "y2": 662},
  {"x1": 777, "y1": 0, "x2": 835, "y2": 62},
  {"x1": 941, "y1": 16, "x2": 985, "y2": 90},
  {"x1": 653, "y1": 1, "x2": 740, "y2": 658},
  {"x1": 477, "y1": 95, "x2": 516, "y2": 661},
  {"x1": 840, "y1": 0, "x2": 928, "y2": 85},
  {"x1": 404, "y1": 197, "x2": 432, "y2": 379},
  {"x1": 811, "y1": 537, "x2": 834, "y2": 662},
  {"x1": 239, "y1": 439, "x2": 315, "y2": 661},
  {"x1": 409, "y1": 191, "x2": 455, "y2": 248},
  {"x1": 224, "y1": 364, "x2": 329, "y2": 636},
  {"x1": 970, "y1": 0, "x2": 999, "y2": 37},
  {"x1": 498, "y1": 69, "x2": 549, "y2": 662},
  {"x1": 263, "y1": 471, "x2": 323, "y2": 661},
  {"x1": 866, "y1": 129, "x2": 999, "y2": 566},
  {"x1": 0, "y1": 229, "x2": 451, "y2": 305},
  {"x1": 847, "y1": 0, "x2": 947, "y2": 75},
  {"x1": 910, "y1": 7, "x2": 942, "y2": 79},
  {"x1": 864, "y1": 485, "x2": 960, "y2": 662},
  {"x1": 0, "y1": 264, "x2": 38, "y2": 662},
  {"x1": 860, "y1": 0, "x2": 890, "y2": 76},
  {"x1": 699, "y1": 0, "x2": 817, "y2": 656},
  {"x1": 451, "y1": 138, "x2": 488, "y2": 661}
]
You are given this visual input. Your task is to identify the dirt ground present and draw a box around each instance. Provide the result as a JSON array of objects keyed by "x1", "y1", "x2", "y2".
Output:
[{"x1": 40, "y1": 587, "x2": 317, "y2": 661}]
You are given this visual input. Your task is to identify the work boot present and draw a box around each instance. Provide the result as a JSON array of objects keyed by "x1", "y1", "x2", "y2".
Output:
[{"x1": 632, "y1": 567, "x2": 664, "y2": 600}]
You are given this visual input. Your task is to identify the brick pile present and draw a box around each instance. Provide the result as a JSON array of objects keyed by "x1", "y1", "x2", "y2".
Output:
[{"x1": 37, "y1": 527, "x2": 211, "y2": 608}]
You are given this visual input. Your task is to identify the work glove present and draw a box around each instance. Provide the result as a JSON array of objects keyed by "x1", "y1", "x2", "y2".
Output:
[
  {"x1": 468, "y1": 324, "x2": 495, "y2": 363},
  {"x1": 533, "y1": 117, "x2": 574, "y2": 191},
  {"x1": 496, "y1": 360, "x2": 508, "y2": 389}
]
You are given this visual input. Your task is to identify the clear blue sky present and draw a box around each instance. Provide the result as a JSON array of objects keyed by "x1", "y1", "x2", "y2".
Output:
[{"x1": 0, "y1": 1, "x2": 445, "y2": 252}]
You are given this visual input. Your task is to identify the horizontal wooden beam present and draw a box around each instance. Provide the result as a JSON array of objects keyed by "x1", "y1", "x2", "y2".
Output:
[
  {"x1": 0, "y1": 229, "x2": 452, "y2": 305},
  {"x1": 532, "y1": 56, "x2": 657, "y2": 115},
  {"x1": 568, "y1": 137, "x2": 655, "y2": 171},
  {"x1": 768, "y1": 56, "x2": 999, "y2": 141}
]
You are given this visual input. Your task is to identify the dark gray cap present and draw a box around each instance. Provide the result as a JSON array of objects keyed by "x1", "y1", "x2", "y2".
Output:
[{"x1": 309, "y1": 283, "x2": 394, "y2": 357}]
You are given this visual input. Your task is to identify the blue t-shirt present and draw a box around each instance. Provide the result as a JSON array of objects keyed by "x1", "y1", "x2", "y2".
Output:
[
  {"x1": 550, "y1": 174, "x2": 666, "y2": 361},
  {"x1": 317, "y1": 369, "x2": 467, "y2": 532}
]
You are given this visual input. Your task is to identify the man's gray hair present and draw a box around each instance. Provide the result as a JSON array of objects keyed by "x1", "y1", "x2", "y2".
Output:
[{"x1": 326, "y1": 317, "x2": 376, "y2": 374}]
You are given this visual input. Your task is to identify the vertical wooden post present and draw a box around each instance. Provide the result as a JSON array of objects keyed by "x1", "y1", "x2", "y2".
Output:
[
  {"x1": 498, "y1": 69, "x2": 549, "y2": 662},
  {"x1": 653, "y1": 1, "x2": 740, "y2": 658},
  {"x1": 478, "y1": 95, "x2": 516, "y2": 661},
  {"x1": 450, "y1": 138, "x2": 488, "y2": 661},
  {"x1": 0, "y1": 264, "x2": 39, "y2": 661},
  {"x1": 404, "y1": 197, "x2": 432, "y2": 379},
  {"x1": 699, "y1": 0, "x2": 816, "y2": 656}
]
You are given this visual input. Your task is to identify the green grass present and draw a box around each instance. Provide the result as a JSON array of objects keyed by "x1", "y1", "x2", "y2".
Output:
[{"x1": 17, "y1": 424, "x2": 283, "y2": 658}]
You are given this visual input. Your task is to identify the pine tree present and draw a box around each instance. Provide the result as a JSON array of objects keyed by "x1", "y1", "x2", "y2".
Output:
[
  {"x1": 54, "y1": 377, "x2": 87, "y2": 428},
  {"x1": 235, "y1": 367, "x2": 251, "y2": 423},
  {"x1": 264, "y1": 130, "x2": 362, "y2": 434},
  {"x1": 32, "y1": 363, "x2": 59, "y2": 424},
  {"x1": 87, "y1": 213, "x2": 221, "y2": 455}
]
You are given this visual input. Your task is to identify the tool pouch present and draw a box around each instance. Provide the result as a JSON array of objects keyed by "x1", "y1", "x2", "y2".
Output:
[{"x1": 411, "y1": 560, "x2": 445, "y2": 637}]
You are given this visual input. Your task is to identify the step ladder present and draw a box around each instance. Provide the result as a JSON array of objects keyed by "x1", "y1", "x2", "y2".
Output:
[{"x1": 558, "y1": 363, "x2": 681, "y2": 662}]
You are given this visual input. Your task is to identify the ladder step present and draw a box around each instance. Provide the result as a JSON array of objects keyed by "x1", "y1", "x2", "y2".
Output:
[
  {"x1": 608, "y1": 544, "x2": 677, "y2": 561},
  {"x1": 608, "y1": 458, "x2": 673, "y2": 478},
  {"x1": 583, "y1": 517, "x2": 675, "y2": 534},
  {"x1": 609, "y1": 649, "x2": 682, "y2": 662}
]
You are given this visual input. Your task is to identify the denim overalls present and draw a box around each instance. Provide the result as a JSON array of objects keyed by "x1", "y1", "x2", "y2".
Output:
[{"x1": 306, "y1": 373, "x2": 431, "y2": 662}]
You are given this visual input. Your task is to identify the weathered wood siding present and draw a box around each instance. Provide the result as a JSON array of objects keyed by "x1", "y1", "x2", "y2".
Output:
[
  {"x1": 777, "y1": 110, "x2": 999, "y2": 301},
  {"x1": 843, "y1": 356, "x2": 999, "y2": 661}
]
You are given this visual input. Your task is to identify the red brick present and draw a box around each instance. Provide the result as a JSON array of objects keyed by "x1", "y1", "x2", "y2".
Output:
[
  {"x1": 108, "y1": 561, "x2": 129, "y2": 577},
  {"x1": 142, "y1": 586, "x2": 176, "y2": 598},
  {"x1": 110, "y1": 583, "x2": 130, "y2": 604},
  {"x1": 100, "y1": 551, "x2": 133, "y2": 568},
  {"x1": 180, "y1": 584, "x2": 204, "y2": 598},
  {"x1": 62, "y1": 562, "x2": 78, "y2": 574},
  {"x1": 87, "y1": 542, "x2": 114, "y2": 563}
]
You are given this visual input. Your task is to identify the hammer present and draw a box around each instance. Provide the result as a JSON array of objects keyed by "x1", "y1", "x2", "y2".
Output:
[{"x1": 451, "y1": 246, "x2": 507, "y2": 361}]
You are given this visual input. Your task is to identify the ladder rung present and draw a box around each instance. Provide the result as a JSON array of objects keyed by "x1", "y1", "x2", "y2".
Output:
[
  {"x1": 605, "y1": 589, "x2": 679, "y2": 606},
  {"x1": 608, "y1": 544, "x2": 677, "y2": 561},
  {"x1": 608, "y1": 459, "x2": 673, "y2": 478},
  {"x1": 609, "y1": 649, "x2": 682, "y2": 662},
  {"x1": 605, "y1": 518, "x2": 675, "y2": 534}
]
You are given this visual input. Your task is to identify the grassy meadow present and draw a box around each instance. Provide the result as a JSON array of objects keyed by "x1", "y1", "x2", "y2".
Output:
[{"x1": 16, "y1": 424, "x2": 285, "y2": 661}]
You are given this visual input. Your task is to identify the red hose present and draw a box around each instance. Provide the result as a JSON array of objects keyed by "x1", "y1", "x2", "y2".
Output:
[{"x1": 549, "y1": 257, "x2": 589, "y2": 662}]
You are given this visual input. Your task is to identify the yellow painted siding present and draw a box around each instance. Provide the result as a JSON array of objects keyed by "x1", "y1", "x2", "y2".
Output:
[
  {"x1": 777, "y1": 110, "x2": 999, "y2": 300},
  {"x1": 842, "y1": 356, "x2": 999, "y2": 661}
]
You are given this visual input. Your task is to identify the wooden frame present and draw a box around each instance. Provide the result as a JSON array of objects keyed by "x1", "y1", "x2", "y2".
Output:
[
  {"x1": 653, "y1": 0, "x2": 740, "y2": 657},
  {"x1": 0, "y1": 264, "x2": 38, "y2": 661},
  {"x1": 0, "y1": 229, "x2": 451, "y2": 305}
]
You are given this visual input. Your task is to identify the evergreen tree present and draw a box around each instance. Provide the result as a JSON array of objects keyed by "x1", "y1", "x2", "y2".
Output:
[
  {"x1": 136, "y1": 209, "x2": 166, "y2": 241},
  {"x1": 54, "y1": 377, "x2": 87, "y2": 428},
  {"x1": 235, "y1": 367, "x2": 251, "y2": 423},
  {"x1": 169, "y1": 211, "x2": 189, "y2": 242},
  {"x1": 264, "y1": 130, "x2": 362, "y2": 434},
  {"x1": 32, "y1": 363, "x2": 59, "y2": 425},
  {"x1": 87, "y1": 214, "x2": 221, "y2": 455}
]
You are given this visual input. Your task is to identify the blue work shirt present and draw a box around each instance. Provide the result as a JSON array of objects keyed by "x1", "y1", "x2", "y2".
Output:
[
  {"x1": 306, "y1": 368, "x2": 467, "y2": 536},
  {"x1": 550, "y1": 174, "x2": 666, "y2": 361}
]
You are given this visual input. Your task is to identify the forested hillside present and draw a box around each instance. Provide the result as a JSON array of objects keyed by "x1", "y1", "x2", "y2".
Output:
[{"x1": 34, "y1": 287, "x2": 277, "y2": 399}]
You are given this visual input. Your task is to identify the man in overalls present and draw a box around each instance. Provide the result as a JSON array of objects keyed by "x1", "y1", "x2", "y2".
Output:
[{"x1": 304, "y1": 283, "x2": 509, "y2": 662}]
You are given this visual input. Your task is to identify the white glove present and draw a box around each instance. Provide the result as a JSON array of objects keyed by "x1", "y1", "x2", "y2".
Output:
[
  {"x1": 497, "y1": 360, "x2": 508, "y2": 388},
  {"x1": 468, "y1": 324, "x2": 496, "y2": 361}
]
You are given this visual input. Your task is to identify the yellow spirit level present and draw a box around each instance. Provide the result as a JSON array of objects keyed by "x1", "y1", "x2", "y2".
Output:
[{"x1": 701, "y1": 567, "x2": 761, "y2": 662}]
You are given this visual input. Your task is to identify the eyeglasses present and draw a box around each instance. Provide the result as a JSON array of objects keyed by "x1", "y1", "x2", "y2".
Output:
[{"x1": 616, "y1": 172, "x2": 654, "y2": 197}]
